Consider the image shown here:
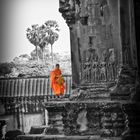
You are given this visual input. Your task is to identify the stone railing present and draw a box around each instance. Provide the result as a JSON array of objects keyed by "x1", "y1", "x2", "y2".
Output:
[{"x1": 0, "y1": 75, "x2": 72, "y2": 114}]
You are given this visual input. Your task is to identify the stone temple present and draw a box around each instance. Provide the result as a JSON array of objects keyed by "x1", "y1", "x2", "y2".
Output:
[{"x1": 0, "y1": 0, "x2": 140, "y2": 140}]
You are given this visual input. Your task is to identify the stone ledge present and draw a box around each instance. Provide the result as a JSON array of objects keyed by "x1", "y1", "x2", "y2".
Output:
[
  {"x1": 17, "y1": 134, "x2": 121, "y2": 140},
  {"x1": 44, "y1": 100, "x2": 134, "y2": 107}
]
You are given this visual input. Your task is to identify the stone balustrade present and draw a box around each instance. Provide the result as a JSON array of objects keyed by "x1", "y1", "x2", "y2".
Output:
[{"x1": 0, "y1": 75, "x2": 72, "y2": 114}]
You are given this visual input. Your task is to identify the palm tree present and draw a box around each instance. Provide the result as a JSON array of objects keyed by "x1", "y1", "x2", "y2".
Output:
[
  {"x1": 26, "y1": 24, "x2": 40, "y2": 60},
  {"x1": 44, "y1": 20, "x2": 60, "y2": 67},
  {"x1": 38, "y1": 25, "x2": 49, "y2": 61}
]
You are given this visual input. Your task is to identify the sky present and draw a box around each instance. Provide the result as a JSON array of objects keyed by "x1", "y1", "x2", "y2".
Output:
[{"x1": 0, "y1": 0, "x2": 70, "y2": 62}]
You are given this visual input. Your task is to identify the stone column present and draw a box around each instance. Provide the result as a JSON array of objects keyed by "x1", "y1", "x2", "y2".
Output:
[
  {"x1": 45, "y1": 103, "x2": 65, "y2": 135},
  {"x1": 110, "y1": 0, "x2": 138, "y2": 101},
  {"x1": 59, "y1": 0, "x2": 81, "y2": 88}
]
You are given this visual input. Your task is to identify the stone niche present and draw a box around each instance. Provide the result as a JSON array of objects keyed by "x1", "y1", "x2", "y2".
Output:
[{"x1": 44, "y1": 0, "x2": 140, "y2": 140}]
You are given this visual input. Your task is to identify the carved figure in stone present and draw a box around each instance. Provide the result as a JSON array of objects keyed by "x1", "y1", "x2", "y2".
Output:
[
  {"x1": 83, "y1": 58, "x2": 91, "y2": 82},
  {"x1": 90, "y1": 49, "x2": 99, "y2": 62},
  {"x1": 102, "y1": 50, "x2": 108, "y2": 62},
  {"x1": 100, "y1": 63, "x2": 106, "y2": 81},
  {"x1": 102, "y1": 50, "x2": 109, "y2": 81},
  {"x1": 108, "y1": 48, "x2": 115, "y2": 63},
  {"x1": 83, "y1": 62, "x2": 87, "y2": 82},
  {"x1": 82, "y1": 47, "x2": 100, "y2": 83},
  {"x1": 108, "y1": 49, "x2": 115, "y2": 81},
  {"x1": 91, "y1": 63, "x2": 96, "y2": 82},
  {"x1": 95, "y1": 63, "x2": 101, "y2": 82},
  {"x1": 102, "y1": 49, "x2": 116, "y2": 81},
  {"x1": 107, "y1": 63, "x2": 113, "y2": 81}
]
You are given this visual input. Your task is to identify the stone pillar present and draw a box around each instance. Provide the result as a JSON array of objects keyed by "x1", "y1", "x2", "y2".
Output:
[
  {"x1": 110, "y1": 0, "x2": 138, "y2": 101},
  {"x1": 45, "y1": 103, "x2": 65, "y2": 135}
]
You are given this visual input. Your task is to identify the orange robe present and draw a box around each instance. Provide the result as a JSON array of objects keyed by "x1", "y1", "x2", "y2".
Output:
[{"x1": 50, "y1": 68, "x2": 65, "y2": 96}]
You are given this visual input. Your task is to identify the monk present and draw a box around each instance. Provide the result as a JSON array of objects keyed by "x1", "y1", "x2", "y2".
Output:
[{"x1": 50, "y1": 64, "x2": 65, "y2": 96}]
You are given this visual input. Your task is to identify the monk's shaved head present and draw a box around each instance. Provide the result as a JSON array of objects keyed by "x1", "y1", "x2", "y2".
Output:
[{"x1": 56, "y1": 64, "x2": 60, "y2": 69}]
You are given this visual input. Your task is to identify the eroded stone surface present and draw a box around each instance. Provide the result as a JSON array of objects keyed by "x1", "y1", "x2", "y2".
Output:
[{"x1": 45, "y1": 101, "x2": 126, "y2": 137}]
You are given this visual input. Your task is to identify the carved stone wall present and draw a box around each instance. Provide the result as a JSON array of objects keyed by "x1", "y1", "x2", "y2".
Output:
[
  {"x1": 63, "y1": 102, "x2": 125, "y2": 137},
  {"x1": 45, "y1": 102, "x2": 126, "y2": 137},
  {"x1": 58, "y1": 0, "x2": 140, "y2": 140},
  {"x1": 59, "y1": 0, "x2": 120, "y2": 88},
  {"x1": 59, "y1": 0, "x2": 138, "y2": 101}
]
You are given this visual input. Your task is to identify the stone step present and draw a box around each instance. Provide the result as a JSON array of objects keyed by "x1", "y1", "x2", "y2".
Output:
[
  {"x1": 91, "y1": 89, "x2": 109, "y2": 92},
  {"x1": 86, "y1": 94, "x2": 110, "y2": 98},
  {"x1": 111, "y1": 96, "x2": 130, "y2": 101},
  {"x1": 86, "y1": 97, "x2": 111, "y2": 101},
  {"x1": 80, "y1": 82, "x2": 115, "y2": 88},
  {"x1": 80, "y1": 86, "x2": 108, "y2": 91},
  {"x1": 89, "y1": 91, "x2": 110, "y2": 95},
  {"x1": 111, "y1": 92, "x2": 131, "y2": 100},
  {"x1": 47, "y1": 97, "x2": 70, "y2": 101},
  {"x1": 85, "y1": 92, "x2": 111, "y2": 100}
]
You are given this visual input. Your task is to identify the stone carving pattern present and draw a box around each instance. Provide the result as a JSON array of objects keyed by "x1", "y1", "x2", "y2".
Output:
[
  {"x1": 79, "y1": 0, "x2": 118, "y2": 84},
  {"x1": 61, "y1": 103, "x2": 125, "y2": 136},
  {"x1": 59, "y1": 0, "x2": 118, "y2": 85},
  {"x1": 81, "y1": 46, "x2": 117, "y2": 84},
  {"x1": 59, "y1": 0, "x2": 80, "y2": 26}
]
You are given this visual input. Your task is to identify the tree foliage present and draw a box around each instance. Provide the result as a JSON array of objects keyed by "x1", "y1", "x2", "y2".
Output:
[
  {"x1": 26, "y1": 24, "x2": 40, "y2": 60},
  {"x1": 30, "y1": 47, "x2": 50, "y2": 60},
  {"x1": 37, "y1": 25, "x2": 49, "y2": 60},
  {"x1": 26, "y1": 20, "x2": 60, "y2": 63},
  {"x1": 44, "y1": 20, "x2": 60, "y2": 66},
  {"x1": 0, "y1": 51, "x2": 71, "y2": 78},
  {"x1": 44, "y1": 20, "x2": 59, "y2": 46},
  {"x1": 0, "y1": 63, "x2": 14, "y2": 77}
]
